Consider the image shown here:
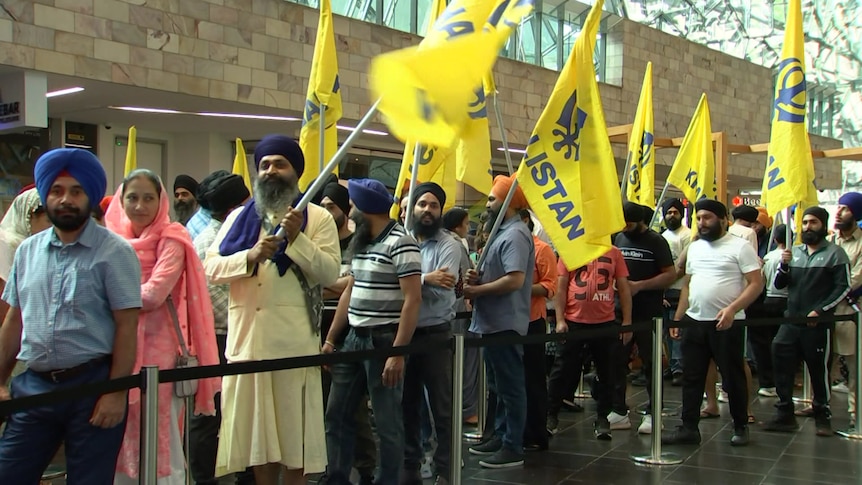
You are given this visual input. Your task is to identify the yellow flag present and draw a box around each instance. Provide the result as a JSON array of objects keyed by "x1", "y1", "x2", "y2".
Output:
[
  {"x1": 625, "y1": 62, "x2": 656, "y2": 207},
  {"x1": 370, "y1": 0, "x2": 530, "y2": 147},
  {"x1": 666, "y1": 94, "x2": 717, "y2": 203},
  {"x1": 298, "y1": 0, "x2": 342, "y2": 192},
  {"x1": 232, "y1": 138, "x2": 253, "y2": 193},
  {"x1": 389, "y1": 143, "x2": 457, "y2": 219},
  {"x1": 761, "y1": 0, "x2": 816, "y2": 218},
  {"x1": 123, "y1": 126, "x2": 137, "y2": 176},
  {"x1": 515, "y1": 0, "x2": 624, "y2": 271}
]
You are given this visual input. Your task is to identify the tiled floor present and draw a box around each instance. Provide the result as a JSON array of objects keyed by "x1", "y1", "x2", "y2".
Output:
[{"x1": 454, "y1": 382, "x2": 862, "y2": 484}]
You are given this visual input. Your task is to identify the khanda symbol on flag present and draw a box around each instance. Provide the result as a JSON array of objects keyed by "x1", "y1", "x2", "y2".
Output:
[{"x1": 551, "y1": 91, "x2": 588, "y2": 161}]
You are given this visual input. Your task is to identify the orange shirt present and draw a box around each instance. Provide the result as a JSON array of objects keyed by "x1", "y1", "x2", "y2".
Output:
[
  {"x1": 531, "y1": 236, "x2": 558, "y2": 321},
  {"x1": 558, "y1": 247, "x2": 629, "y2": 324}
]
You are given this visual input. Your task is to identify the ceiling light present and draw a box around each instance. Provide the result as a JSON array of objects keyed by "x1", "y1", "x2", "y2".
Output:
[
  {"x1": 46, "y1": 87, "x2": 84, "y2": 98},
  {"x1": 196, "y1": 112, "x2": 301, "y2": 122},
  {"x1": 496, "y1": 147, "x2": 528, "y2": 154},
  {"x1": 64, "y1": 143, "x2": 93, "y2": 149},
  {"x1": 113, "y1": 106, "x2": 182, "y2": 114},
  {"x1": 337, "y1": 124, "x2": 389, "y2": 136}
]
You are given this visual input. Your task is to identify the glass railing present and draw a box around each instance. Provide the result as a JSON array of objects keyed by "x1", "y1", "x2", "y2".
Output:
[{"x1": 286, "y1": 0, "x2": 609, "y2": 81}]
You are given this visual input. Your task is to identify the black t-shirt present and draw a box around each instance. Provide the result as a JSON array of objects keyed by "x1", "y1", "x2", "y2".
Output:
[{"x1": 614, "y1": 230, "x2": 674, "y2": 319}]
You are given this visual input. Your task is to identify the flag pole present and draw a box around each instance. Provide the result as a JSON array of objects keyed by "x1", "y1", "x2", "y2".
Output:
[
  {"x1": 476, "y1": 178, "x2": 520, "y2": 270},
  {"x1": 492, "y1": 93, "x2": 515, "y2": 175},
  {"x1": 275, "y1": 99, "x2": 381, "y2": 239},
  {"x1": 785, "y1": 207, "x2": 793, "y2": 248},
  {"x1": 404, "y1": 143, "x2": 422, "y2": 230},
  {"x1": 648, "y1": 181, "x2": 670, "y2": 228},
  {"x1": 319, "y1": 104, "x2": 327, "y2": 173},
  {"x1": 620, "y1": 151, "x2": 634, "y2": 203}
]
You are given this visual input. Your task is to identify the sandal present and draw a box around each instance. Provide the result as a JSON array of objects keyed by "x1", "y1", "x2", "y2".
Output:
[{"x1": 700, "y1": 410, "x2": 720, "y2": 419}]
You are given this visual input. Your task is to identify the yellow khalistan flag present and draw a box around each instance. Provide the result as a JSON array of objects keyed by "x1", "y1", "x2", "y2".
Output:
[
  {"x1": 761, "y1": 0, "x2": 817, "y2": 219},
  {"x1": 232, "y1": 138, "x2": 253, "y2": 193},
  {"x1": 516, "y1": 0, "x2": 624, "y2": 271},
  {"x1": 625, "y1": 62, "x2": 656, "y2": 207},
  {"x1": 370, "y1": 0, "x2": 530, "y2": 148},
  {"x1": 298, "y1": 0, "x2": 342, "y2": 192},
  {"x1": 666, "y1": 94, "x2": 717, "y2": 203},
  {"x1": 123, "y1": 126, "x2": 137, "y2": 176}
]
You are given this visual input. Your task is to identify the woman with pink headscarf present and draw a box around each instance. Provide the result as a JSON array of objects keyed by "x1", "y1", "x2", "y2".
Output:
[{"x1": 105, "y1": 169, "x2": 220, "y2": 484}]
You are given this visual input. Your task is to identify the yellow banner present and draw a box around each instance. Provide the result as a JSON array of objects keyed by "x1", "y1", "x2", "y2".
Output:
[
  {"x1": 515, "y1": 0, "x2": 624, "y2": 271},
  {"x1": 123, "y1": 126, "x2": 136, "y2": 176},
  {"x1": 666, "y1": 94, "x2": 717, "y2": 203},
  {"x1": 298, "y1": 0, "x2": 342, "y2": 192},
  {"x1": 232, "y1": 138, "x2": 253, "y2": 193},
  {"x1": 761, "y1": 0, "x2": 817, "y2": 218},
  {"x1": 389, "y1": 143, "x2": 457, "y2": 219},
  {"x1": 625, "y1": 62, "x2": 655, "y2": 208}
]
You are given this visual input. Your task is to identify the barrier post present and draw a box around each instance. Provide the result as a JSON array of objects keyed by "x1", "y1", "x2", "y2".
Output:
[
  {"x1": 140, "y1": 365, "x2": 160, "y2": 485},
  {"x1": 793, "y1": 367, "x2": 813, "y2": 405},
  {"x1": 573, "y1": 371, "x2": 591, "y2": 399},
  {"x1": 464, "y1": 354, "x2": 485, "y2": 441},
  {"x1": 184, "y1": 395, "x2": 192, "y2": 485},
  {"x1": 837, "y1": 310, "x2": 862, "y2": 439},
  {"x1": 451, "y1": 332, "x2": 465, "y2": 484},
  {"x1": 631, "y1": 317, "x2": 683, "y2": 465}
]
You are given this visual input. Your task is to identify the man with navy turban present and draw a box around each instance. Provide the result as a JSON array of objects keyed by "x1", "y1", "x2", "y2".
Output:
[{"x1": 0, "y1": 148, "x2": 142, "y2": 483}]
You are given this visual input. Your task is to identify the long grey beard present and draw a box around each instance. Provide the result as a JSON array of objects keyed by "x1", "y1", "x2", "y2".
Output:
[{"x1": 255, "y1": 178, "x2": 299, "y2": 220}]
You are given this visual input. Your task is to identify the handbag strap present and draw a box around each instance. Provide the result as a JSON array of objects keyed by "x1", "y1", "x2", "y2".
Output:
[
  {"x1": 166, "y1": 296, "x2": 192, "y2": 358},
  {"x1": 290, "y1": 264, "x2": 323, "y2": 335}
]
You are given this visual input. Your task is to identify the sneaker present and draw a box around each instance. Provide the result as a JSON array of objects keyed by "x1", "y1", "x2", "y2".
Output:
[
  {"x1": 730, "y1": 426, "x2": 750, "y2": 446},
  {"x1": 595, "y1": 417, "x2": 612, "y2": 441},
  {"x1": 757, "y1": 387, "x2": 778, "y2": 397},
  {"x1": 638, "y1": 414, "x2": 663, "y2": 434},
  {"x1": 420, "y1": 457, "x2": 433, "y2": 479},
  {"x1": 832, "y1": 382, "x2": 849, "y2": 394},
  {"x1": 764, "y1": 415, "x2": 798, "y2": 433},
  {"x1": 671, "y1": 371, "x2": 683, "y2": 387},
  {"x1": 661, "y1": 425, "x2": 701, "y2": 445},
  {"x1": 546, "y1": 414, "x2": 559, "y2": 435},
  {"x1": 469, "y1": 437, "x2": 502, "y2": 456},
  {"x1": 815, "y1": 413, "x2": 833, "y2": 437},
  {"x1": 478, "y1": 448, "x2": 525, "y2": 469},
  {"x1": 607, "y1": 411, "x2": 632, "y2": 430}
]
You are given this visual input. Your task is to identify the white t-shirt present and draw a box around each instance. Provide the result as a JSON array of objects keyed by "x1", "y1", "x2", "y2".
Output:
[
  {"x1": 686, "y1": 234, "x2": 761, "y2": 321},
  {"x1": 662, "y1": 226, "x2": 691, "y2": 290},
  {"x1": 728, "y1": 223, "x2": 758, "y2": 253}
]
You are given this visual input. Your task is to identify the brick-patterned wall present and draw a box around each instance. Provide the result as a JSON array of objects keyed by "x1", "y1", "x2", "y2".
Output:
[{"x1": 0, "y1": 0, "x2": 842, "y2": 188}]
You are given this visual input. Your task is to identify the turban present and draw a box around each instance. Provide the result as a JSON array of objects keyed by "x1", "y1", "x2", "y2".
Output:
[
  {"x1": 33, "y1": 148, "x2": 106, "y2": 209},
  {"x1": 838, "y1": 192, "x2": 862, "y2": 221},
  {"x1": 756, "y1": 207, "x2": 772, "y2": 229},
  {"x1": 731, "y1": 205, "x2": 758, "y2": 223},
  {"x1": 695, "y1": 199, "x2": 728, "y2": 219},
  {"x1": 322, "y1": 182, "x2": 350, "y2": 215},
  {"x1": 412, "y1": 182, "x2": 446, "y2": 208},
  {"x1": 773, "y1": 224, "x2": 787, "y2": 243},
  {"x1": 311, "y1": 173, "x2": 339, "y2": 205},
  {"x1": 254, "y1": 134, "x2": 305, "y2": 177},
  {"x1": 623, "y1": 202, "x2": 645, "y2": 223},
  {"x1": 348, "y1": 178, "x2": 394, "y2": 215},
  {"x1": 173, "y1": 174, "x2": 199, "y2": 196},
  {"x1": 198, "y1": 170, "x2": 250, "y2": 215},
  {"x1": 491, "y1": 175, "x2": 528, "y2": 210},
  {"x1": 662, "y1": 198, "x2": 685, "y2": 216},
  {"x1": 803, "y1": 206, "x2": 829, "y2": 227}
]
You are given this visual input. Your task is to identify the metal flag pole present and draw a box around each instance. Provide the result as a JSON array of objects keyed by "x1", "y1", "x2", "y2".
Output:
[
  {"x1": 838, "y1": 306, "x2": 862, "y2": 438},
  {"x1": 648, "y1": 181, "x2": 671, "y2": 228},
  {"x1": 785, "y1": 207, "x2": 793, "y2": 249},
  {"x1": 451, "y1": 331, "x2": 465, "y2": 484},
  {"x1": 140, "y1": 366, "x2": 160, "y2": 485},
  {"x1": 404, "y1": 143, "x2": 422, "y2": 230},
  {"x1": 620, "y1": 151, "x2": 634, "y2": 203},
  {"x1": 275, "y1": 99, "x2": 381, "y2": 239},
  {"x1": 476, "y1": 177, "x2": 520, "y2": 270},
  {"x1": 631, "y1": 317, "x2": 683, "y2": 465},
  {"x1": 319, "y1": 104, "x2": 327, "y2": 173},
  {"x1": 491, "y1": 93, "x2": 515, "y2": 175}
]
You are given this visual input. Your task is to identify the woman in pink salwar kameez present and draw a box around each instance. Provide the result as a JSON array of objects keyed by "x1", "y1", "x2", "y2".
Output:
[{"x1": 105, "y1": 169, "x2": 220, "y2": 484}]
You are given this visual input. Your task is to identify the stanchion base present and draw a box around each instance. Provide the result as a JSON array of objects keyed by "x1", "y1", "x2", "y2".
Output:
[
  {"x1": 630, "y1": 452, "x2": 684, "y2": 465},
  {"x1": 792, "y1": 397, "x2": 812, "y2": 404},
  {"x1": 463, "y1": 431, "x2": 484, "y2": 441},
  {"x1": 835, "y1": 428, "x2": 862, "y2": 440},
  {"x1": 573, "y1": 392, "x2": 591, "y2": 399}
]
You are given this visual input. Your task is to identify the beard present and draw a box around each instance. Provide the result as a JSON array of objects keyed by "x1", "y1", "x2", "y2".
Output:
[
  {"x1": 174, "y1": 200, "x2": 196, "y2": 224},
  {"x1": 349, "y1": 211, "x2": 373, "y2": 255},
  {"x1": 334, "y1": 212, "x2": 347, "y2": 231},
  {"x1": 665, "y1": 216, "x2": 682, "y2": 231},
  {"x1": 623, "y1": 225, "x2": 645, "y2": 239},
  {"x1": 47, "y1": 204, "x2": 90, "y2": 232},
  {"x1": 801, "y1": 228, "x2": 828, "y2": 245},
  {"x1": 255, "y1": 174, "x2": 299, "y2": 218},
  {"x1": 412, "y1": 212, "x2": 442, "y2": 239},
  {"x1": 698, "y1": 222, "x2": 723, "y2": 242},
  {"x1": 836, "y1": 217, "x2": 855, "y2": 232}
]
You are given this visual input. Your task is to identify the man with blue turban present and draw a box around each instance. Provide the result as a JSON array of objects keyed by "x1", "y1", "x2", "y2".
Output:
[{"x1": 0, "y1": 148, "x2": 142, "y2": 483}]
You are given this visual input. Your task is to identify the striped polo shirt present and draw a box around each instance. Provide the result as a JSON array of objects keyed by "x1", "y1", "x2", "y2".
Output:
[{"x1": 348, "y1": 220, "x2": 422, "y2": 327}]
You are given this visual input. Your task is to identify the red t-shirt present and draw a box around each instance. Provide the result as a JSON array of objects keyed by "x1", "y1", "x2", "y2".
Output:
[{"x1": 558, "y1": 247, "x2": 629, "y2": 324}]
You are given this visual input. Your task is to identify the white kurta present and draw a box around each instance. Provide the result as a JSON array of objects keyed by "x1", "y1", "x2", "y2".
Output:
[{"x1": 204, "y1": 204, "x2": 341, "y2": 476}]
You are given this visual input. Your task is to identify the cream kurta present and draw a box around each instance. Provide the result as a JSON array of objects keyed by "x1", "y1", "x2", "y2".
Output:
[
  {"x1": 204, "y1": 204, "x2": 340, "y2": 475},
  {"x1": 832, "y1": 227, "x2": 862, "y2": 356}
]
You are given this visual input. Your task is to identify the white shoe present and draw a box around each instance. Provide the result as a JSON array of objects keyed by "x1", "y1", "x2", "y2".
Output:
[
  {"x1": 758, "y1": 387, "x2": 778, "y2": 397},
  {"x1": 638, "y1": 415, "x2": 658, "y2": 434},
  {"x1": 607, "y1": 411, "x2": 632, "y2": 430},
  {"x1": 718, "y1": 390, "x2": 729, "y2": 403},
  {"x1": 832, "y1": 382, "x2": 849, "y2": 394},
  {"x1": 420, "y1": 454, "x2": 433, "y2": 479}
]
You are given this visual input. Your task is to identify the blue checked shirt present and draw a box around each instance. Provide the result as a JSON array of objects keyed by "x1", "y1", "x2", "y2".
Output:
[
  {"x1": 1, "y1": 220, "x2": 142, "y2": 371},
  {"x1": 185, "y1": 208, "x2": 212, "y2": 241}
]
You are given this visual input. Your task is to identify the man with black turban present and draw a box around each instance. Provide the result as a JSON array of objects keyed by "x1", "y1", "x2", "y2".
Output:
[
  {"x1": 0, "y1": 148, "x2": 142, "y2": 483},
  {"x1": 660, "y1": 198, "x2": 691, "y2": 386},
  {"x1": 174, "y1": 174, "x2": 201, "y2": 226}
]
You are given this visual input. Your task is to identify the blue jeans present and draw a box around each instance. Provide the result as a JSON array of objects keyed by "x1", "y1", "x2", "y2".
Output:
[
  {"x1": 483, "y1": 331, "x2": 526, "y2": 453},
  {"x1": 325, "y1": 328, "x2": 404, "y2": 485},
  {"x1": 0, "y1": 362, "x2": 127, "y2": 485}
]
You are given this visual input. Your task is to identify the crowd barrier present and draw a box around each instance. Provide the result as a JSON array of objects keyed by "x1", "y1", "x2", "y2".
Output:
[{"x1": 1, "y1": 311, "x2": 860, "y2": 484}]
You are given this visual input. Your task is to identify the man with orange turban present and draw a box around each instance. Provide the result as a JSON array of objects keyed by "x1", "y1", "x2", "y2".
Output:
[
  {"x1": 464, "y1": 175, "x2": 534, "y2": 469},
  {"x1": 754, "y1": 207, "x2": 773, "y2": 258}
]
